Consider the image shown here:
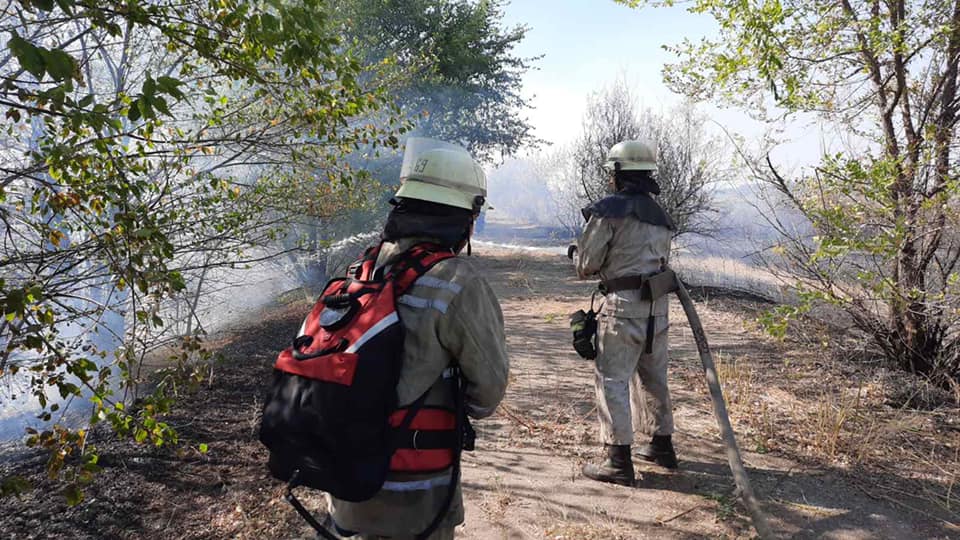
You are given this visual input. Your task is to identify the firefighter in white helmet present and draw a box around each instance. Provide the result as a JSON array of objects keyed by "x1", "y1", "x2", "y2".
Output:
[
  {"x1": 572, "y1": 139, "x2": 678, "y2": 486},
  {"x1": 330, "y1": 139, "x2": 509, "y2": 539}
]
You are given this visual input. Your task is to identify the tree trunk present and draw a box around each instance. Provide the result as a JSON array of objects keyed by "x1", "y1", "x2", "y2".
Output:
[{"x1": 889, "y1": 259, "x2": 939, "y2": 377}]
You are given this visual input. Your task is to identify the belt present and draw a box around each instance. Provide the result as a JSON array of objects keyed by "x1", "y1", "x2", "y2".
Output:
[
  {"x1": 598, "y1": 269, "x2": 679, "y2": 354},
  {"x1": 599, "y1": 275, "x2": 650, "y2": 295},
  {"x1": 599, "y1": 269, "x2": 679, "y2": 300}
]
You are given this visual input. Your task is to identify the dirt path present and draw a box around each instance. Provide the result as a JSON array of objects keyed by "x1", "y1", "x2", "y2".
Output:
[
  {"x1": 2, "y1": 247, "x2": 958, "y2": 539},
  {"x1": 455, "y1": 248, "x2": 956, "y2": 540}
]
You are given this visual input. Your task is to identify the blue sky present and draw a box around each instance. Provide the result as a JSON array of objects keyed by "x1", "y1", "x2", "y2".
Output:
[
  {"x1": 500, "y1": 1, "x2": 717, "y2": 145},
  {"x1": 500, "y1": 1, "x2": 825, "y2": 169}
]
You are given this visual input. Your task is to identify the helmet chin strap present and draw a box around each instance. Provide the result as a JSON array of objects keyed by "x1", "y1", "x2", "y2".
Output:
[
  {"x1": 452, "y1": 234, "x2": 471, "y2": 256},
  {"x1": 466, "y1": 195, "x2": 484, "y2": 257}
]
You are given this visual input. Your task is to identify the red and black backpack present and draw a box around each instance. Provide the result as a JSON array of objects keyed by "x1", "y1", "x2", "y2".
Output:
[{"x1": 258, "y1": 242, "x2": 471, "y2": 539}]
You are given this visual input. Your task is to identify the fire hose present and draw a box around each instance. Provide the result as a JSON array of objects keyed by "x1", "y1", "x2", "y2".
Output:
[{"x1": 671, "y1": 273, "x2": 773, "y2": 539}]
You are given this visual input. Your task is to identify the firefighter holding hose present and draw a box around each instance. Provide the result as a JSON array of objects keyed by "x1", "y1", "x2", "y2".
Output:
[{"x1": 570, "y1": 139, "x2": 679, "y2": 486}]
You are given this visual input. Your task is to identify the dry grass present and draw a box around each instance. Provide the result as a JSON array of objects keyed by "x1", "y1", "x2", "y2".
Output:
[
  {"x1": 654, "y1": 251, "x2": 960, "y2": 526},
  {"x1": 808, "y1": 387, "x2": 863, "y2": 460},
  {"x1": 714, "y1": 351, "x2": 758, "y2": 410},
  {"x1": 477, "y1": 475, "x2": 514, "y2": 521},
  {"x1": 504, "y1": 256, "x2": 536, "y2": 293},
  {"x1": 703, "y1": 320, "x2": 960, "y2": 525},
  {"x1": 672, "y1": 254, "x2": 787, "y2": 303}
]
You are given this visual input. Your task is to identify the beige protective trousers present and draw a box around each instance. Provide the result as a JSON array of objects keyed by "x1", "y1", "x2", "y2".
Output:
[{"x1": 594, "y1": 314, "x2": 674, "y2": 445}]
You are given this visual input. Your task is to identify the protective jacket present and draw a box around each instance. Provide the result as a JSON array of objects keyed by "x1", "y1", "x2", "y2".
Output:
[
  {"x1": 576, "y1": 191, "x2": 676, "y2": 443},
  {"x1": 576, "y1": 192, "x2": 674, "y2": 318},
  {"x1": 331, "y1": 236, "x2": 509, "y2": 536}
]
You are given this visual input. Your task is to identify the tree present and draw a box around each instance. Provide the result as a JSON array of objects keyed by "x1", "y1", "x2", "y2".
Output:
[
  {"x1": 1, "y1": 0, "x2": 395, "y2": 494},
  {"x1": 623, "y1": 0, "x2": 960, "y2": 386},
  {"x1": 556, "y1": 79, "x2": 722, "y2": 238},
  {"x1": 276, "y1": 0, "x2": 541, "y2": 291},
  {"x1": 337, "y1": 0, "x2": 541, "y2": 162}
]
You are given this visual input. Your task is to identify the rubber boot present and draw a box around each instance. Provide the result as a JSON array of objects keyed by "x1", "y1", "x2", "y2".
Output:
[
  {"x1": 636, "y1": 435, "x2": 678, "y2": 469},
  {"x1": 582, "y1": 444, "x2": 635, "y2": 486}
]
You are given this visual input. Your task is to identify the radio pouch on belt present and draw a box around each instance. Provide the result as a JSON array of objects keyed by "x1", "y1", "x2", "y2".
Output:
[
  {"x1": 569, "y1": 291, "x2": 601, "y2": 360},
  {"x1": 644, "y1": 268, "x2": 679, "y2": 301}
]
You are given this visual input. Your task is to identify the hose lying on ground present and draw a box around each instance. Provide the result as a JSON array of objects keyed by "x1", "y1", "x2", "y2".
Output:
[{"x1": 672, "y1": 274, "x2": 774, "y2": 539}]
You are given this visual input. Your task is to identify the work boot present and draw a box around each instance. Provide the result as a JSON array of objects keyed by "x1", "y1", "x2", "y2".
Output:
[
  {"x1": 636, "y1": 435, "x2": 678, "y2": 469},
  {"x1": 582, "y1": 444, "x2": 635, "y2": 486}
]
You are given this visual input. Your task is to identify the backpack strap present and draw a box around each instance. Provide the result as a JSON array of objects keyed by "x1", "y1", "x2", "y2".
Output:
[
  {"x1": 414, "y1": 365, "x2": 468, "y2": 540},
  {"x1": 284, "y1": 471, "x2": 340, "y2": 540},
  {"x1": 387, "y1": 367, "x2": 470, "y2": 540},
  {"x1": 346, "y1": 244, "x2": 382, "y2": 281},
  {"x1": 388, "y1": 243, "x2": 456, "y2": 296},
  {"x1": 385, "y1": 242, "x2": 459, "y2": 540},
  {"x1": 390, "y1": 367, "x2": 464, "y2": 452}
]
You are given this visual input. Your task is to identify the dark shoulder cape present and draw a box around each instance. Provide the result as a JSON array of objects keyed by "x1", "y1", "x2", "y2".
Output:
[{"x1": 581, "y1": 192, "x2": 676, "y2": 231}]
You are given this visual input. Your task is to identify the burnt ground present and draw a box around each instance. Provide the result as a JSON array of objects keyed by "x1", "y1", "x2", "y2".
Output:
[{"x1": 1, "y1": 246, "x2": 959, "y2": 539}]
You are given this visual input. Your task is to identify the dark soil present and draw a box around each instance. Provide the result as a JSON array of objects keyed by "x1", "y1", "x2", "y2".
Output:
[{"x1": 0, "y1": 301, "x2": 319, "y2": 540}]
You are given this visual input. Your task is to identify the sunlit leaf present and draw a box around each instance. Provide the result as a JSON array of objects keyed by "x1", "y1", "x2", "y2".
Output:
[{"x1": 64, "y1": 484, "x2": 83, "y2": 506}]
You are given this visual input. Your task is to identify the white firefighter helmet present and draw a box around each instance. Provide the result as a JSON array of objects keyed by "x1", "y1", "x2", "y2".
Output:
[
  {"x1": 604, "y1": 139, "x2": 657, "y2": 172},
  {"x1": 396, "y1": 137, "x2": 489, "y2": 212}
]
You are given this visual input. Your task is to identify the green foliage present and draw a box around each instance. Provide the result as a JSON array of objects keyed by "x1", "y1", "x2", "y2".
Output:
[
  {"x1": 626, "y1": 0, "x2": 960, "y2": 383},
  {"x1": 1, "y1": 0, "x2": 399, "y2": 501},
  {"x1": 338, "y1": 0, "x2": 540, "y2": 161},
  {"x1": 272, "y1": 0, "x2": 539, "y2": 293},
  {"x1": 0, "y1": 475, "x2": 32, "y2": 498},
  {"x1": 704, "y1": 491, "x2": 738, "y2": 522}
]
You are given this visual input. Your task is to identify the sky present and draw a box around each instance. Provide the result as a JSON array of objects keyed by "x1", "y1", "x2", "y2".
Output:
[
  {"x1": 499, "y1": 0, "x2": 826, "y2": 171},
  {"x1": 500, "y1": 1, "x2": 713, "y2": 143}
]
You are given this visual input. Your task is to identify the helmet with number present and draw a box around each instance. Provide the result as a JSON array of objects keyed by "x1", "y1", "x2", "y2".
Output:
[
  {"x1": 604, "y1": 139, "x2": 657, "y2": 172},
  {"x1": 396, "y1": 142, "x2": 488, "y2": 213}
]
